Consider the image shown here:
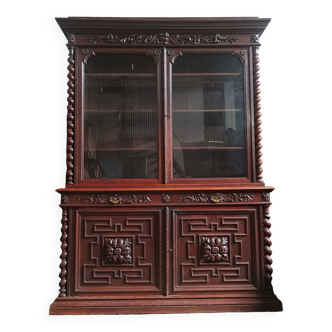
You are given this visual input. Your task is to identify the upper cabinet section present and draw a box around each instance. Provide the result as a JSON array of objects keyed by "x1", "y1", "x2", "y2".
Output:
[{"x1": 56, "y1": 17, "x2": 270, "y2": 186}]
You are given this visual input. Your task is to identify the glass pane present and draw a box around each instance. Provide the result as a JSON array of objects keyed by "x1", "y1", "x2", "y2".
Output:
[
  {"x1": 172, "y1": 53, "x2": 246, "y2": 178},
  {"x1": 84, "y1": 54, "x2": 158, "y2": 179}
]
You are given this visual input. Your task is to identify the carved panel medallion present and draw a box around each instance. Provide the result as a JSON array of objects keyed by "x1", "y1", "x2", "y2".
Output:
[
  {"x1": 103, "y1": 237, "x2": 133, "y2": 264},
  {"x1": 201, "y1": 236, "x2": 229, "y2": 263}
]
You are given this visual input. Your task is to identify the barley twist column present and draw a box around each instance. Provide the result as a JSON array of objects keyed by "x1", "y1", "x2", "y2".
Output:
[{"x1": 58, "y1": 207, "x2": 68, "y2": 297}]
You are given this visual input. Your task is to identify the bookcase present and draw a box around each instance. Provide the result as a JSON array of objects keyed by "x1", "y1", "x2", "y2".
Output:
[{"x1": 50, "y1": 17, "x2": 282, "y2": 314}]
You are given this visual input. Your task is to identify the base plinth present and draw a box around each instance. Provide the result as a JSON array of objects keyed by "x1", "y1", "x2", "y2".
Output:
[{"x1": 50, "y1": 296, "x2": 282, "y2": 315}]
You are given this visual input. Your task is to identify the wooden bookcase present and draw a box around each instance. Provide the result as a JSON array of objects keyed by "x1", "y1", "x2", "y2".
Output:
[{"x1": 49, "y1": 17, "x2": 282, "y2": 314}]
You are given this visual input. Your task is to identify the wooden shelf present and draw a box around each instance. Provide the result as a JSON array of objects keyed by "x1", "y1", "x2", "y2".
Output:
[
  {"x1": 85, "y1": 109, "x2": 156, "y2": 113},
  {"x1": 173, "y1": 73, "x2": 241, "y2": 76},
  {"x1": 173, "y1": 109, "x2": 242, "y2": 113},
  {"x1": 173, "y1": 147, "x2": 244, "y2": 150},
  {"x1": 85, "y1": 73, "x2": 156, "y2": 77},
  {"x1": 86, "y1": 148, "x2": 157, "y2": 152}
]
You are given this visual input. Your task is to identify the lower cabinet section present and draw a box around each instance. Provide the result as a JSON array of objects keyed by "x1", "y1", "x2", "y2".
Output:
[{"x1": 50, "y1": 201, "x2": 282, "y2": 314}]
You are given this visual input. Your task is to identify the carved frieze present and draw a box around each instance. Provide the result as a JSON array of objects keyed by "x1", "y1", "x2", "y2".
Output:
[
  {"x1": 179, "y1": 193, "x2": 254, "y2": 203},
  {"x1": 87, "y1": 33, "x2": 239, "y2": 45},
  {"x1": 103, "y1": 238, "x2": 133, "y2": 264},
  {"x1": 201, "y1": 236, "x2": 229, "y2": 263},
  {"x1": 77, "y1": 194, "x2": 153, "y2": 204},
  {"x1": 74, "y1": 193, "x2": 256, "y2": 205}
]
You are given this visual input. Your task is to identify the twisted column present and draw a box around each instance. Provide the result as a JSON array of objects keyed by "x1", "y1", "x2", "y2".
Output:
[
  {"x1": 66, "y1": 46, "x2": 74, "y2": 185},
  {"x1": 253, "y1": 35, "x2": 263, "y2": 183},
  {"x1": 263, "y1": 205, "x2": 273, "y2": 293},
  {"x1": 58, "y1": 207, "x2": 68, "y2": 297}
]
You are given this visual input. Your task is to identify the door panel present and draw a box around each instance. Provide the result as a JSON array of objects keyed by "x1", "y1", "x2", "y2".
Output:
[
  {"x1": 170, "y1": 207, "x2": 261, "y2": 295},
  {"x1": 73, "y1": 207, "x2": 164, "y2": 296}
]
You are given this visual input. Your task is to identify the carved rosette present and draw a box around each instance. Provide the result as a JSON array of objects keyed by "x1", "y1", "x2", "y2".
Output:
[
  {"x1": 59, "y1": 208, "x2": 68, "y2": 297},
  {"x1": 253, "y1": 34, "x2": 263, "y2": 183},
  {"x1": 263, "y1": 205, "x2": 273, "y2": 293},
  {"x1": 201, "y1": 236, "x2": 229, "y2": 263},
  {"x1": 88, "y1": 33, "x2": 239, "y2": 45},
  {"x1": 66, "y1": 46, "x2": 75, "y2": 185},
  {"x1": 162, "y1": 194, "x2": 171, "y2": 203},
  {"x1": 103, "y1": 238, "x2": 133, "y2": 264}
]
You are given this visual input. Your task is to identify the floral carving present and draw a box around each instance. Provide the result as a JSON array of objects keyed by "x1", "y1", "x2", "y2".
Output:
[
  {"x1": 201, "y1": 237, "x2": 229, "y2": 263},
  {"x1": 162, "y1": 194, "x2": 171, "y2": 203},
  {"x1": 103, "y1": 238, "x2": 133, "y2": 264},
  {"x1": 87, "y1": 33, "x2": 239, "y2": 45},
  {"x1": 179, "y1": 194, "x2": 210, "y2": 203},
  {"x1": 252, "y1": 34, "x2": 259, "y2": 43},
  {"x1": 262, "y1": 193, "x2": 270, "y2": 202},
  {"x1": 61, "y1": 195, "x2": 69, "y2": 204},
  {"x1": 179, "y1": 193, "x2": 254, "y2": 203},
  {"x1": 67, "y1": 34, "x2": 75, "y2": 44},
  {"x1": 77, "y1": 194, "x2": 153, "y2": 204}
]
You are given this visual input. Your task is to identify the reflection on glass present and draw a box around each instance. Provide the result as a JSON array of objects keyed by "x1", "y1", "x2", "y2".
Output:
[
  {"x1": 84, "y1": 54, "x2": 158, "y2": 179},
  {"x1": 172, "y1": 54, "x2": 246, "y2": 178}
]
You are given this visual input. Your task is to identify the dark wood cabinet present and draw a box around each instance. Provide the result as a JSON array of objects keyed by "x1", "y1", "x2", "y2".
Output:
[{"x1": 50, "y1": 17, "x2": 282, "y2": 314}]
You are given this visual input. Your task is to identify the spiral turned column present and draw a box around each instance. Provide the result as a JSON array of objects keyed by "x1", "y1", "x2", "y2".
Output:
[
  {"x1": 66, "y1": 46, "x2": 75, "y2": 185},
  {"x1": 263, "y1": 205, "x2": 273, "y2": 293},
  {"x1": 253, "y1": 34, "x2": 263, "y2": 183},
  {"x1": 58, "y1": 207, "x2": 68, "y2": 297}
]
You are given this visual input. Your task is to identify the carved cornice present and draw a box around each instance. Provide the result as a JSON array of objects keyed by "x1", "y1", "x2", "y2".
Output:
[{"x1": 87, "y1": 33, "x2": 239, "y2": 45}]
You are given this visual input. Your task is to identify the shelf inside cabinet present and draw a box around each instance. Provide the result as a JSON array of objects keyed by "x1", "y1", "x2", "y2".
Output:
[
  {"x1": 173, "y1": 147, "x2": 244, "y2": 150},
  {"x1": 85, "y1": 73, "x2": 156, "y2": 78},
  {"x1": 86, "y1": 148, "x2": 156, "y2": 152},
  {"x1": 173, "y1": 109, "x2": 242, "y2": 113},
  {"x1": 172, "y1": 73, "x2": 241, "y2": 76}
]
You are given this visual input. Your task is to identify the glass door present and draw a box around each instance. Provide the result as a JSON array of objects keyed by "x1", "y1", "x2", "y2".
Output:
[
  {"x1": 83, "y1": 53, "x2": 159, "y2": 180},
  {"x1": 171, "y1": 52, "x2": 247, "y2": 180}
]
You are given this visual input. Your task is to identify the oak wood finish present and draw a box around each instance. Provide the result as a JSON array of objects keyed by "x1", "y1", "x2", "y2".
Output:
[{"x1": 50, "y1": 17, "x2": 282, "y2": 315}]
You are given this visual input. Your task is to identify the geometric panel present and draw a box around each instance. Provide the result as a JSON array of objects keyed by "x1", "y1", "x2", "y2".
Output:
[
  {"x1": 74, "y1": 208, "x2": 163, "y2": 295},
  {"x1": 171, "y1": 207, "x2": 259, "y2": 294}
]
